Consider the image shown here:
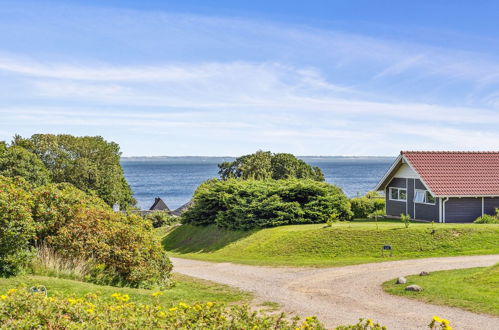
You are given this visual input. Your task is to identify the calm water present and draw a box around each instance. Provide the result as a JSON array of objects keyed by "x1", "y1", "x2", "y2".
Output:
[{"x1": 121, "y1": 157, "x2": 394, "y2": 210}]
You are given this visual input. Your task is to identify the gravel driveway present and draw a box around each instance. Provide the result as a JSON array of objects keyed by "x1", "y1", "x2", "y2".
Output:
[{"x1": 171, "y1": 255, "x2": 499, "y2": 329}]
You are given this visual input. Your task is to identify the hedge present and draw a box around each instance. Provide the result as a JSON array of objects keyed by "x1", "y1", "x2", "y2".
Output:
[
  {"x1": 350, "y1": 196, "x2": 385, "y2": 219},
  {"x1": 182, "y1": 179, "x2": 353, "y2": 230}
]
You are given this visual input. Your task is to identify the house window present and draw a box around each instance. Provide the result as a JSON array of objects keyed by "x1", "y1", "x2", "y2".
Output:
[
  {"x1": 414, "y1": 189, "x2": 436, "y2": 205},
  {"x1": 389, "y1": 187, "x2": 407, "y2": 202}
]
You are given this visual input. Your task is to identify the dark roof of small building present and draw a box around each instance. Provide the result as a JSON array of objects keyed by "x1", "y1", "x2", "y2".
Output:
[
  {"x1": 171, "y1": 200, "x2": 193, "y2": 216},
  {"x1": 376, "y1": 151, "x2": 499, "y2": 196},
  {"x1": 149, "y1": 197, "x2": 170, "y2": 211}
]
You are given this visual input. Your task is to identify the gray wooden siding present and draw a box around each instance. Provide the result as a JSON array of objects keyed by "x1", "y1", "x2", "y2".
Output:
[
  {"x1": 445, "y1": 198, "x2": 482, "y2": 223},
  {"x1": 386, "y1": 178, "x2": 440, "y2": 221},
  {"x1": 386, "y1": 178, "x2": 407, "y2": 217},
  {"x1": 484, "y1": 197, "x2": 499, "y2": 215},
  {"x1": 407, "y1": 178, "x2": 414, "y2": 218},
  {"x1": 413, "y1": 179, "x2": 439, "y2": 221}
]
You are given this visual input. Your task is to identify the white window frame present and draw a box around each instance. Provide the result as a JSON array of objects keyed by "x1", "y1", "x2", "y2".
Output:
[
  {"x1": 414, "y1": 189, "x2": 436, "y2": 205},
  {"x1": 389, "y1": 187, "x2": 407, "y2": 202}
]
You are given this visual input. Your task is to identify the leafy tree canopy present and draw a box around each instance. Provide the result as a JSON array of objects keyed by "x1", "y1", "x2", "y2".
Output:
[
  {"x1": 0, "y1": 144, "x2": 51, "y2": 186},
  {"x1": 218, "y1": 150, "x2": 324, "y2": 181},
  {"x1": 13, "y1": 134, "x2": 135, "y2": 208}
]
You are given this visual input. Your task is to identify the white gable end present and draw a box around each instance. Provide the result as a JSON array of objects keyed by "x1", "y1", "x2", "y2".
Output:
[{"x1": 393, "y1": 163, "x2": 419, "y2": 179}]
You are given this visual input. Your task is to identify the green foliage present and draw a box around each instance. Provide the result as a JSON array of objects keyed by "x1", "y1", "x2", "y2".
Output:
[
  {"x1": 350, "y1": 192, "x2": 385, "y2": 219},
  {"x1": 182, "y1": 179, "x2": 352, "y2": 230},
  {"x1": 400, "y1": 213, "x2": 411, "y2": 228},
  {"x1": 218, "y1": 151, "x2": 324, "y2": 181},
  {"x1": 475, "y1": 209, "x2": 499, "y2": 224},
  {"x1": 0, "y1": 289, "x2": 325, "y2": 329},
  {"x1": 13, "y1": 134, "x2": 135, "y2": 208},
  {"x1": 47, "y1": 208, "x2": 173, "y2": 288},
  {"x1": 0, "y1": 145, "x2": 50, "y2": 186},
  {"x1": 0, "y1": 177, "x2": 36, "y2": 276},
  {"x1": 145, "y1": 211, "x2": 178, "y2": 228},
  {"x1": 0, "y1": 177, "x2": 171, "y2": 288},
  {"x1": 31, "y1": 183, "x2": 109, "y2": 241}
]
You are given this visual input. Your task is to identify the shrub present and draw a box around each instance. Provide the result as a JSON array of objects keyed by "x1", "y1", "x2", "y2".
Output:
[
  {"x1": 0, "y1": 145, "x2": 51, "y2": 186},
  {"x1": 145, "y1": 211, "x2": 178, "y2": 228},
  {"x1": 474, "y1": 209, "x2": 499, "y2": 224},
  {"x1": 182, "y1": 179, "x2": 352, "y2": 230},
  {"x1": 31, "y1": 183, "x2": 109, "y2": 241},
  {"x1": 47, "y1": 208, "x2": 173, "y2": 288},
  {"x1": 400, "y1": 213, "x2": 411, "y2": 228},
  {"x1": 350, "y1": 193, "x2": 385, "y2": 219},
  {"x1": 0, "y1": 176, "x2": 36, "y2": 276},
  {"x1": 0, "y1": 289, "x2": 325, "y2": 329}
]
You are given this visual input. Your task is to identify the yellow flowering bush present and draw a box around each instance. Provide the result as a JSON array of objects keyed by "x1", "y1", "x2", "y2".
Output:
[{"x1": 0, "y1": 287, "x2": 325, "y2": 329}]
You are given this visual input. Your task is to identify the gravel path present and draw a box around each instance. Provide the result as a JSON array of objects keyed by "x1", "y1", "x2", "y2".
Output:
[{"x1": 172, "y1": 255, "x2": 499, "y2": 329}]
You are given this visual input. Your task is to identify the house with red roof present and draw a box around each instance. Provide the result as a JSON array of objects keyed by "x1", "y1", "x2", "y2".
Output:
[{"x1": 374, "y1": 151, "x2": 499, "y2": 222}]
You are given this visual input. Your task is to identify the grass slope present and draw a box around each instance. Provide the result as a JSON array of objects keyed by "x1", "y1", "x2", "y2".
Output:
[
  {"x1": 163, "y1": 220, "x2": 499, "y2": 267},
  {"x1": 383, "y1": 264, "x2": 499, "y2": 316},
  {"x1": 0, "y1": 273, "x2": 251, "y2": 305}
]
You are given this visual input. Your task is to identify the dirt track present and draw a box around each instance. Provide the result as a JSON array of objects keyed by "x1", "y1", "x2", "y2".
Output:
[{"x1": 172, "y1": 255, "x2": 499, "y2": 329}]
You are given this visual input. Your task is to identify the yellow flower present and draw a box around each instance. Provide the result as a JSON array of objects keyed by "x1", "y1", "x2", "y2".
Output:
[
  {"x1": 67, "y1": 298, "x2": 78, "y2": 305},
  {"x1": 367, "y1": 319, "x2": 374, "y2": 327},
  {"x1": 151, "y1": 291, "x2": 164, "y2": 297},
  {"x1": 179, "y1": 302, "x2": 190, "y2": 309},
  {"x1": 169, "y1": 307, "x2": 177, "y2": 312},
  {"x1": 6, "y1": 289, "x2": 17, "y2": 295},
  {"x1": 120, "y1": 294, "x2": 130, "y2": 302},
  {"x1": 157, "y1": 311, "x2": 167, "y2": 318},
  {"x1": 206, "y1": 301, "x2": 214, "y2": 308},
  {"x1": 0, "y1": 295, "x2": 7, "y2": 300},
  {"x1": 86, "y1": 308, "x2": 95, "y2": 314},
  {"x1": 432, "y1": 316, "x2": 443, "y2": 323},
  {"x1": 111, "y1": 293, "x2": 121, "y2": 299}
]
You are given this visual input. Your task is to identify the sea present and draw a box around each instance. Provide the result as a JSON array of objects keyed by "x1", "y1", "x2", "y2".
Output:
[{"x1": 121, "y1": 157, "x2": 395, "y2": 211}]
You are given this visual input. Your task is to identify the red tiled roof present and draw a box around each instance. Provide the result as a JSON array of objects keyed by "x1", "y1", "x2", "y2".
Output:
[{"x1": 402, "y1": 151, "x2": 499, "y2": 196}]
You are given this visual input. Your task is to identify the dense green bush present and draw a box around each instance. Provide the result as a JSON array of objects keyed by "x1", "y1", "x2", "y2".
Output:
[
  {"x1": 0, "y1": 145, "x2": 51, "y2": 186},
  {"x1": 182, "y1": 179, "x2": 352, "y2": 230},
  {"x1": 145, "y1": 211, "x2": 178, "y2": 228},
  {"x1": 0, "y1": 177, "x2": 36, "y2": 276},
  {"x1": 475, "y1": 209, "x2": 499, "y2": 224},
  {"x1": 31, "y1": 183, "x2": 109, "y2": 241},
  {"x1": 13, "y1": 134, "x2": 135, "y2": 208},
  {"x1": 0, "y1": 178, "x2": 171, "y2": 288},
  {"x1": 47, "y1": 208, "x2": 172, "y2": 288},
  {"x1": 218, "y1": 151, "x2": 324, "y2": 181},
  {"x1": 350, "y1": 193, "x2": 385, "y2": 219}
]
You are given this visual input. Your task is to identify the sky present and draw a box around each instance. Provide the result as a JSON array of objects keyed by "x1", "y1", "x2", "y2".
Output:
[{"x1": 1, "y1": 1, "x2": 499, "y2": 156}]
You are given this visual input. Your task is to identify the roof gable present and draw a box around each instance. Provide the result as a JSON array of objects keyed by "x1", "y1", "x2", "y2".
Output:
[{"x1": 149, "y1": 197, "x2": 170, "y2": 211}]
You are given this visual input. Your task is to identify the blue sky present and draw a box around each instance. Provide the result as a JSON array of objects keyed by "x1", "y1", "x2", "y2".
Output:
[{"x1": 1, "y1": 1, "x2": 499, "y2": 156}]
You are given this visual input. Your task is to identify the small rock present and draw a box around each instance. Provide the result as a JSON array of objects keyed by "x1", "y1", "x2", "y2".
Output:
[
  {"x1": 405, "y1": 285, "x2": 423, "y2": 292},
  {"x1": 396, "y1": 277, "x2": 407, "y2": 284},
  {"x1": 420, "y1": 271, "x2": 430, "y2": 276}
]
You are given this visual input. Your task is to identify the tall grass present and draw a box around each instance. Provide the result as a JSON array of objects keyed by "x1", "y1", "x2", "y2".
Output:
[{"x1": 31, "y1": 244, "x2": 94, "y2": 281}]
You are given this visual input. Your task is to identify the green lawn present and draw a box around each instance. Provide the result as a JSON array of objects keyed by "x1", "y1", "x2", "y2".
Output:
[
  {"x1": 0, "y1": 273, "x2": 251, "y2": 306},
  {"x1": 162, "y1": 220, "x2": 499, "y2": 267},
  {"x1": 383, "y1": 264, "x2": 499, "y2": 316}
]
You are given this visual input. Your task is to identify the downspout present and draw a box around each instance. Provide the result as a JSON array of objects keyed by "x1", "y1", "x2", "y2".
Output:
[{"x1": 442, "y1": 197, "x2": 450, "y2": 223}]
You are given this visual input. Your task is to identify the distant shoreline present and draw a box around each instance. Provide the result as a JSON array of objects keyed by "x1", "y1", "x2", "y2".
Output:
[{"x1": 121, "y1": 156, "x2": 395, "y2": 162}]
